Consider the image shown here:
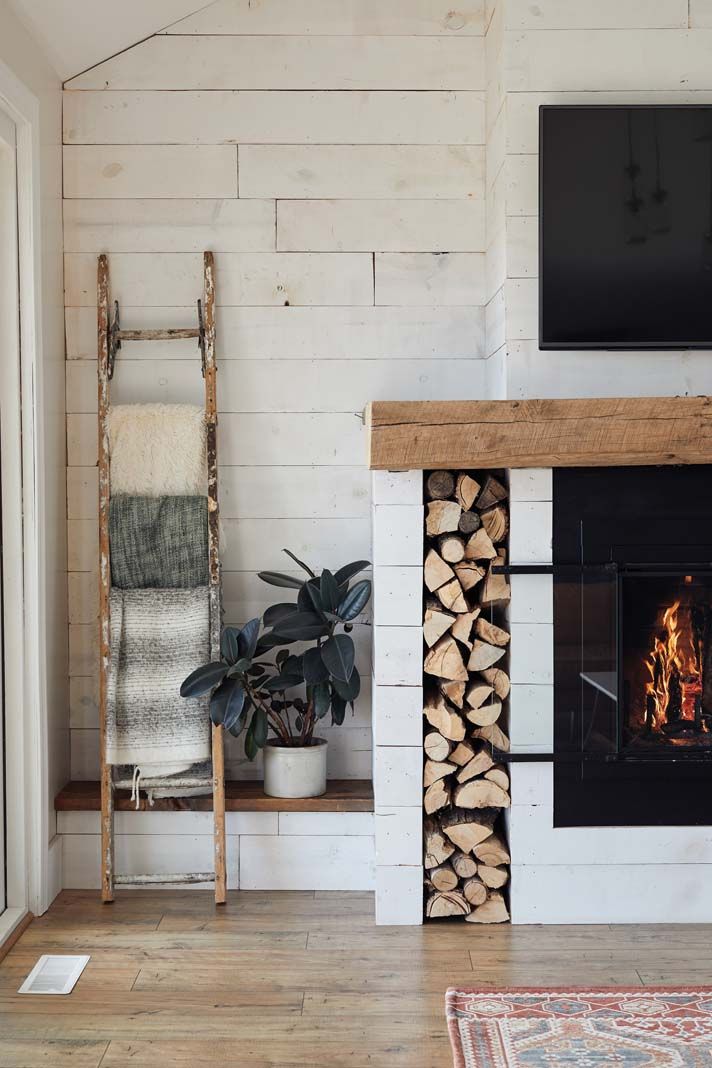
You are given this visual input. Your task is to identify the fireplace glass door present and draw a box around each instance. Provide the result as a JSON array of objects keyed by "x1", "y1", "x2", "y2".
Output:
[{"x1": 553, "y1": 466, "x2": 712, "y2": 828}]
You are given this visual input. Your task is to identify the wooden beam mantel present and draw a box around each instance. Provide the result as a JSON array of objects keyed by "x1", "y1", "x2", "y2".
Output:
[{"x1": 367, "y1": 397, "x2": 712, "y2": 470}]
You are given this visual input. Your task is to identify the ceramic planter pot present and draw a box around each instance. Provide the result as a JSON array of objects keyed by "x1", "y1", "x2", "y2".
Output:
[{"x1": 263, "y1": 738, "x2": 328, "y2": 798}]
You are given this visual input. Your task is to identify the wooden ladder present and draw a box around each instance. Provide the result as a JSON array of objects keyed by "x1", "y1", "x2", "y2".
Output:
[{"x1": 97, "y1": 251, "x2": 226, "y2": 905}]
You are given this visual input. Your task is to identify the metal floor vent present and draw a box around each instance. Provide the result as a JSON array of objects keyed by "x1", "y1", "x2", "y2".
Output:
[{"x1": 18, "y1": 955, "x2": 90, "y2": 995}]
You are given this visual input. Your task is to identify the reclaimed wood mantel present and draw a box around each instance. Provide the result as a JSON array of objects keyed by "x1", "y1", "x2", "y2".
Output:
[{"x1": 367, "y1": 397, "x2": 712, "y2": 470}]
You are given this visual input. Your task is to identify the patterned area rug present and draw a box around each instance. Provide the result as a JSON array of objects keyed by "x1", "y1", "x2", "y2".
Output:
[{"x1": 447, "y1": 988, "x2": 712, "y2": 1066}]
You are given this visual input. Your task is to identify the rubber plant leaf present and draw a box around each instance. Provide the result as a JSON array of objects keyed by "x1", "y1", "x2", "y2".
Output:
[
  {"x1": 331, "y1": 665, "x2": 361, "y2": 704},
  {"x1": 237, "y1": 617, "x2": 261, "y2": 659},
  {"x1": 252, "y1": 706, "x2": 269, "y2": 748},
  {"x1": 321, "y1": 633, "x2": 355, "y2": 683},
  {"x1": 180, "y1": 661, "x2": 228, "y2": 698},
  {"x1": 258, "y1": 571, "x2": 304, "y2": 589},
  {"x1": 313, "y1": 680, "x2": 331, "y2": 720},
  {"x1": 281, "y1": 548, "x2": 315, "y2": 577},
  {"x1": 333, "y1": 560, "x2": 370, "y2": 585},
  {"x1": 337, "y1": 578, "x2": 372, "y2": 622},
  {"x1": 320, "y1": 569, "x2": 340, "y2": 613},
  {"x1": 220, "y1": 626, "x2": 240, "y2": 665},
  {"x1": 303, "y1": 646, "x2": 329, "y2": 685},
  {"x1": 263, "y1": 603, "x2": 298, "y2": 628}
]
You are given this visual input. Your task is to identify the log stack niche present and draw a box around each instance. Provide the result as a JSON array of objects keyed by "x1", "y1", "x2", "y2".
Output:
[{"x1": 422, "y1": 470, "x2": 511, "y2": 923}]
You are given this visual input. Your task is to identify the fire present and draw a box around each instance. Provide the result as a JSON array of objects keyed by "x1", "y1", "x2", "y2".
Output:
[{"x1": 643, "y1": 598, "x2": 703, "y2": 731}]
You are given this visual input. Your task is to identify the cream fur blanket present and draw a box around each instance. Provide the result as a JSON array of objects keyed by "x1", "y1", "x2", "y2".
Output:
[{"x1": 108, "y1": 404, "x2": 206, "y2": 497}]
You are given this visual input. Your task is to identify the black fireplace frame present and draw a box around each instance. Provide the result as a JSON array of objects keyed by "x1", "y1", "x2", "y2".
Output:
[{"x1": 494, "y1": 466, "x2": 712, "y2": 827}]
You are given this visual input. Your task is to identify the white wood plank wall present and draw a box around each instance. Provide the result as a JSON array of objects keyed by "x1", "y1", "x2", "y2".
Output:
[
  {"x1": 493, "y1": 0, "x2": 712, "y2": 398},
  {"x1": 62, "y1": 0, "x2": 487, "y2": 782}
]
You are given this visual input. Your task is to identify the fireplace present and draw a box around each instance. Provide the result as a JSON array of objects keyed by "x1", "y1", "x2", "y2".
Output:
[{"x1": 553, "y1": 464, "x2": 712, "y2": 828}]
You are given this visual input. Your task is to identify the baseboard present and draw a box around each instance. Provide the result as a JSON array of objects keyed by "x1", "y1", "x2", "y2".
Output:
[{"x1": 0, "y1": 910, "x2": 33, "y2": 963}]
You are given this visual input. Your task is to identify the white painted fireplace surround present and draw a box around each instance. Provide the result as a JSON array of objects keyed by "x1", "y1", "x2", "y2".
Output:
[{"x1": 371, "y1": 466, "x2": 712, "y2": 926}]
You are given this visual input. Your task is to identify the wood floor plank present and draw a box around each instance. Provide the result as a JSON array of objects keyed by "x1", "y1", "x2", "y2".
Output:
[{"x1": 0, "y1": 1039, "x2": 108, "y2": 1067}]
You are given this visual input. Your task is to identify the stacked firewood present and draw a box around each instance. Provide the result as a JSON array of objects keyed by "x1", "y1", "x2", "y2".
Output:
[{"x1": 422, "y1": 470, "x2": 511, "y2": 923}]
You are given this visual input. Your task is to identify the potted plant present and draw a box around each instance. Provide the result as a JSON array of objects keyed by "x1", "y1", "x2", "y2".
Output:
[{"x1": 180, "y1": 551, "x2": 371, "y2": 798}]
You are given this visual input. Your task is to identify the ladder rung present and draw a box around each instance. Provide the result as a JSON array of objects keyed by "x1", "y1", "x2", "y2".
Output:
[
  {"x1": 117, "y1": 328, "x2": 201, "y2": 341},
  {"x1": 115, "y1": 873, "x2": 215, "y2": 886}
]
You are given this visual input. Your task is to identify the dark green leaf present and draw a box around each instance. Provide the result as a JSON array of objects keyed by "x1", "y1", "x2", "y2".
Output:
[
  {"x1": 332, "y1": 665, "x2": 361, "y2": 703},
  {"x1": 252, "y1": 706, "x2": 269, "y2": 747},
  {"x1": 238, "y1": 618, "x2": 261, "y2": 659},
  {"x1": 264, "y1": 672, "x2": 303, "y2": 692},
  {"x1": 321, "y1": 633, "x2": 355, "y2": 683},
  {"x1": 295, "y1": 714, "x2": 303, "y2": 732},
  {"x1": 299, "y1": 578, "x2": 324, "y2": 616},
  {"x1": 258, "y1": 571, "x2": 303, "y2": 589},
  {"x1": 333, "y1": 560, "x2": 370, "y2": 585},
  {"x1": 331, "y1": 693, "x2": 347, "y2": 726},
  {"x1": 255, "y1": 632, "x2": 295, "y2": 655},
  {"x1": 312, "y1": 680, "x2": 330, "y2": 720},
  {"x1": 224, "y1": 684, "x2": 247, "y2": 734},
  {"x1": 281, "y1": 548, "x2": 315, "y2": 577},
  {"x1": 244, "y1": 718, "x2": 258, "y2": 761},
  {"x1": 284, "y1": 654, "x2": 303, "y2": 675},
  {"x1": 227, "y1": 657, "x2": 252, "y2": 677},
  {"x1": 303, "y1": 647, "x2": 329, "y2": 685},
  {"x1": 220, "y1": 627, "x2": 240, "y2": 664},
  {"x1": 209, "y1": 678, "x2": 232, "y2": 726},
  {"x1": 276, "y1": 649, "x2": 290, "y2": 668},
  {"x1": 264, "y1": 603, "x2": 298, "y2": 628},
  {"x1": 337, "y1": 578, "x2": 372, "y2": 622},
  {"x1": 180, "y1": 661, "x2": 228, "y2": 698},
  {"x1": 272, "y1": 611, "x2": 330, "y2": 641},
  {"x1": 319, "y1": 569, "x2": 340, "y2": 613}
]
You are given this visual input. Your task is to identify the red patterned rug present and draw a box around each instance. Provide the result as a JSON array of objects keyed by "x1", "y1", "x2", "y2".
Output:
[{"x1": 447, "y1": 987, "x2": 712, "y2": 1066}]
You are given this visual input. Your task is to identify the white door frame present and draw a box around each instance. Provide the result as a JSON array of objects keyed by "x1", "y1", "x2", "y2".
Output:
[{"x1": 0, "y1": 57, "x2": 49, "y2": 938}]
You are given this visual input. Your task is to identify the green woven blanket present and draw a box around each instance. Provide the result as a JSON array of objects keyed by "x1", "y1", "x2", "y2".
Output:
[{"x1": 110, "y1": 496, "x2": 209, "y2": 589}]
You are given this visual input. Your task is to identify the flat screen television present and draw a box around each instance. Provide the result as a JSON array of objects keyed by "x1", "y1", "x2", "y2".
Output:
[{"x1": 540, "y1": 105, "x2": 712, "y2": 349}]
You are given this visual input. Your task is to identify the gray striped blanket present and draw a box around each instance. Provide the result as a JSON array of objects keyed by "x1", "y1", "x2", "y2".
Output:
[{"x1": 106, "y1": 587, "x2": 211, "y2": 774}]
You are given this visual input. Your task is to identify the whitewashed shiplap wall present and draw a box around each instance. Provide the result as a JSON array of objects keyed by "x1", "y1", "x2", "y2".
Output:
[
  {"x1": 62, "y1": 0, "x2": 487, "y2": 782},
  {"x1": 495, "y1": 0, "x2": 712, "y2": 398}
]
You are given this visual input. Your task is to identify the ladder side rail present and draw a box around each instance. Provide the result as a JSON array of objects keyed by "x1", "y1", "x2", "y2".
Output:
[
  {"x1": 97, "y1": 255, "x2": 114, "y2": 903},
  {"x1": 204, "y1": 250, "x2": 227, "y2": 905}
]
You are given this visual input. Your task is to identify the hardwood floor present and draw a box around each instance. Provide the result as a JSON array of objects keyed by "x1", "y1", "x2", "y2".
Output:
[{"x1": 2, "y1": 891, "x2": 712, "y2": 1067}]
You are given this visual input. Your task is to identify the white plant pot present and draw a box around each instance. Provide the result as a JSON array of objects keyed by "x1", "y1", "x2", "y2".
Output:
[{"x1": 263, "y1": 738, "x2": 328, "y2": 798}]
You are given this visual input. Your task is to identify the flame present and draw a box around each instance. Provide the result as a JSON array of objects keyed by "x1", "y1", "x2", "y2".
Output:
[{"x1": 643, "y1": 599, "x2": 702, "y2": 730}]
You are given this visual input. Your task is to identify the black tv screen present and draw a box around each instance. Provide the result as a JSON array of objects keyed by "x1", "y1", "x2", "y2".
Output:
[{"x1": 540, "y1": 105, "x2": 712, "y2": 349}]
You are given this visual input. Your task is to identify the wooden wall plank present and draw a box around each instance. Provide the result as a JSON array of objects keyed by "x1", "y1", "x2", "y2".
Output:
[
  {"x1": 277, "y1": 199, "x2": 485, "y2": 253},
  {"x1": 506, "y1": 89, "x2": 712, "y2": 155},
  {"x1": 65, "y1": 305, "x2": 485, "y2": 360},
  {"x1": 68, "y1": 465, "x2": 371, "y2": 521},
  {"x1": 375, "y1": 253, "x2": 486, "y2": 306},
  {"x1": 505, "y1": 29, "x2": 712, "y2": 92},
  {"x1": 64, "y1": 252, "x2": 374, "y2": 307},
  {"x1": 63, "y1": 199, "x2": 276, "y2": 253},
  {"x1": 66, "y1": 35, "x2": 485, "y2": 91},
  {"x1": 239, "y1": 145, "x2": 484, "y2": 200},
  {"x1": 368, "y1": 397, "x2": 712, "y2": 469},
  {"x1": 505, "y1": 0, "x2": 687, "y2": 28},
  {"x1": 66, "y1": 357, "x2": 487, "y2": 415},
  {"x1": 166, "y1": 0, "x2": 485, "y2": 36},
  {"x1": 63, "y1": 146, "x2": 238, "y2": 199},
  {"x1": 63, "y1": 90, "x2": 484, "y2": 146}
]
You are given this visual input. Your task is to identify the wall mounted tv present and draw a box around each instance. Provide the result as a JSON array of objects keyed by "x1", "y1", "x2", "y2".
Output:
[{"x1": 540, "y1": 105, "x2": 712, "y2": 349}]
